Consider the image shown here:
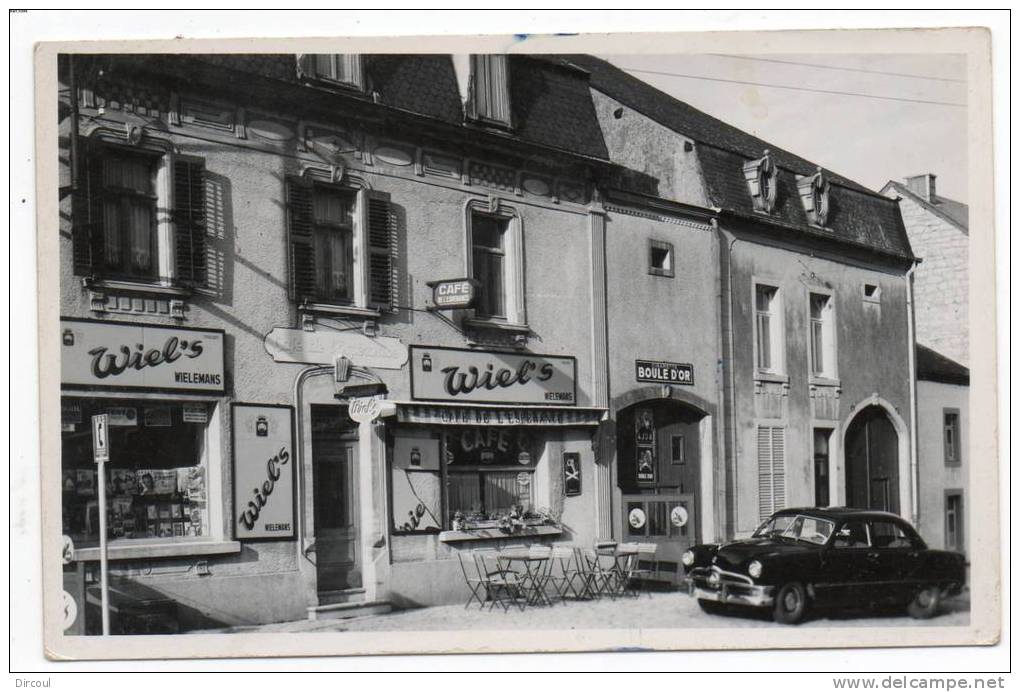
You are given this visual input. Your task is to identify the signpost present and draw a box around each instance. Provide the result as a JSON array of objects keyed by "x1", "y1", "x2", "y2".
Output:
[{"x1": 91, "y1": 414, "x2": 111, "y2": 635}]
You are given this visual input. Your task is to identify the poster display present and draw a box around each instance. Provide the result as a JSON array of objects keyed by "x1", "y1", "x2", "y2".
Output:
[
  {"x1": 231, "y1": 404, "x2": 296, "y2": 540},
  {"x1": 635, "y1": 407, "x2": 656, "y2": 485}
]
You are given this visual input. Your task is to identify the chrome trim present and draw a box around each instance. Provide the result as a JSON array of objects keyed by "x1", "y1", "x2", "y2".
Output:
[
  {"x1": 694, "y1": 584, "x2": 774, "y2": 608},
  {"x1": 710, "y1": 566, "x2": 754, "y2": 585}
]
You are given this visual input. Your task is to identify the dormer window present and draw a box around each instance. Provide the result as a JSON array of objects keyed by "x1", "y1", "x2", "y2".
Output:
[
  {"x1": 466, "y1": 55, "x2": 511, "y2": 128},
  {"x1": 297, "y1": 54, "x2": 365, "y2": 92},
  {"x1": 798, "y1": 168, "x2": 831, "y2": 227},
  {"x1": 743, "y1": 150, "x2": 778, "y2": 214}
]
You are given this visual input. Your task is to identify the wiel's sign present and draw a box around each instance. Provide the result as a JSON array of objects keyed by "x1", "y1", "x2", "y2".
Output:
[
  {"x1": 410, "y1": 346, "x2": 577, "y2": 406},
  {"x1": 61, "y1": 318, "x2": 226, "y2": 394}
]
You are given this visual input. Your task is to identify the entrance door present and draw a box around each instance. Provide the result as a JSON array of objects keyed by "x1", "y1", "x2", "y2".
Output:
[
  {"x1": 844, "y1": 406, "x2": 899, "y2": 514},
  {"x1": 311, "y1": 407, "x2": 360, "y2": 594}
]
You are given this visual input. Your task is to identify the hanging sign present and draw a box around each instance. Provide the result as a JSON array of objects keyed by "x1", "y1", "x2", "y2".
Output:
[
  {"x1": 410, "y1": 346, "x2": 576, "y2": 405},
  {"x1": 231, "y1": 404, "x2": 295, "y2": 540},
  {"x1": 563, "y1": 452, "x2": 582, "y2": 497},
  {"x1": 635, "y1": 359, "x2": 694, "y2": 386},
  {"x1": 61, "y1": 318, "x2": 225, "y2": 394},
  {"x1": 427, "y1": 278, "x2": 480, "y2": 310}
]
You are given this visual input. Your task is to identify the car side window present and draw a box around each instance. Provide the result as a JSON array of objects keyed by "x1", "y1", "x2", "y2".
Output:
[
  {"x1": 868, "y1": 520, "x2": 916, "y2": 549},
  {"x1": 832, "y1": 521, "x2": 870, "y2": 549}
]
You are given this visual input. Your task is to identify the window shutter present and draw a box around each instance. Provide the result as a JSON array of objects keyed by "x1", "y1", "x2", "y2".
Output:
[
  {"x1": 286, "y1": 177, "x2": 317, "y2": 302},
  {"x1": 365, "y1": 189, "x2": 397, "y2": 311},
  {"x1": 296, "y1": 54, "x2": 315, "y2": 80},
  {"x1": 757, "y1": 426, "x2": 773, "y2": 521},
  {"x1": 71, "y1": 146, "x2": 104, "y2": 275},
  {"x1": 771, "y1": 427, "x2": 786, "y2": 512},
  {"x1": 173, "y1": 156, "x2": 207, "y2": 287}
]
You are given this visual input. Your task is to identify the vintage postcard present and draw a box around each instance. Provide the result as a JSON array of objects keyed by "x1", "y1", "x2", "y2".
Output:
[{"x1": 33, "y1": 25, "x2": 999, "y2": 661}]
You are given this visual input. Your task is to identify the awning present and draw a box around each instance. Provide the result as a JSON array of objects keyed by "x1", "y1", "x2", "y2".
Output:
[{"x1": 392, "y1": 401, "x2": 607, "y2": 427}]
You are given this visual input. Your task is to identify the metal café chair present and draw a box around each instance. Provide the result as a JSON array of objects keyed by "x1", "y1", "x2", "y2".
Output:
[
  {"x1": 546, "y1": 546, "x2": 577, "y2": 603},
  {"x1": 472, "y1": 548, "x2": 524, "y2": 612},
  {"x1": 456, "y1": 550, "x2": 487, "y2": 610},
  {"x1": 561, "y1": 547, "x2": 599, "y2": 600},
  {"x1": 525, "y1": 544, "x2": 555, "y2": 606},
  {"x1": 617, "y1": 542, "x2": 657, "y2": 597}
]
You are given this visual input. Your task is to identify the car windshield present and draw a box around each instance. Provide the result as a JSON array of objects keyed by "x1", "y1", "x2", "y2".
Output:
[{"x1": 754, "y1": 514, "x2": 835, "y2": 545}]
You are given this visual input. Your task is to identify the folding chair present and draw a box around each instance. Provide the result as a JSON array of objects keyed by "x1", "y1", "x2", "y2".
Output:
[
  {"x1": 561, "y1": 547, "x2": 598, "y2": 600},
  {"x1": 456, "y1": 550, "x2": 487, "y2": 609},
  {"x1": 526, "y1": 545, "x2": 554, "y2": 606},
  {"x1": 583, "y1": 546, "x2": 619, "y2": 600},
  {"x1": 617, "y1": 542, "x2": 656, "y2": 597},
  {"x1": 472, "y1": 549, "x2": 524, "y2": 612}
]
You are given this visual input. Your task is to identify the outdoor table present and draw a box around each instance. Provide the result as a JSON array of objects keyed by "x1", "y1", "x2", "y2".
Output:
[
  {"x1": 497, "y1": 549, "x2": 553, "y2": 606},
  {"x1": 609, "y1": 544, "x2": 641, "y2": 595}
]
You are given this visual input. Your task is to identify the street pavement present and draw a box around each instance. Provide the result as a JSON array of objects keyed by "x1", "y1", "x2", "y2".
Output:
[{"x1": 196, "y1": 589, "x2": 970, "y2": 634}]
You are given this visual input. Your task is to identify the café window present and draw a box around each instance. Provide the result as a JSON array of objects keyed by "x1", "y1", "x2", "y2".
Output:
[
  {"x1": 465, "y1": 201, "x2": 525, "y2": 326},
  {"x1": 297, "y1": 54, "x2": 365, "y2": 91},
  {"x1": 809, "y1": 291, "x2": 836, "y2": 379},
  {"x1": 754, "y1": 283, "x2": 783, "y2": 375},
  {"x1": 444, "y1": 428, "x2": 537, "y2": 526},
  {"x1": 71, "y1": 141, "x2": 208, "y2": 288},
  {"x1": 60, "y1": 397, "x2": 214, "y2": 547},
  {"x1": 286, "y1": 177, "x2": 396, "y2": 311}
]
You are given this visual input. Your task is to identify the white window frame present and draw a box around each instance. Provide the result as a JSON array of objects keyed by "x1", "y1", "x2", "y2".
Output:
[
  {"x1": 468, "y1": 54, "x2": 512, "y2": 128},
  {"x1": 304, "y1": 54, "x2": 365, "y2": 92},
  {"x1": 808, "y1": 289, "x2": 838, "y2": 382},
  {"x1": 752, "y1": 279, "x2": 785, "y2": 378},
  {"x1": 463, "y1": 198, "x2": 526, "y2": 328}
]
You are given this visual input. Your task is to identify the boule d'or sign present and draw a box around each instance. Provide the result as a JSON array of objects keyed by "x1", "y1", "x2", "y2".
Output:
[
  {"x1": 635, "y1": 359, "x2": 695, "y2": 386},
  {"x1": 427, "y1": 278, "x2": 480, "y2": 311}
]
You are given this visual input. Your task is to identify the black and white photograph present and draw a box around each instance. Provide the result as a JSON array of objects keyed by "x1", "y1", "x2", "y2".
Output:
[{"x1": 14, "y1": 10, "x2": 1006, "y2": 676}]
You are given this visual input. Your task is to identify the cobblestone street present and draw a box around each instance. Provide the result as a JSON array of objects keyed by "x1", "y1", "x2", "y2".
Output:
[{"x1": 200, "y1": 590, "x2": 970, "y2": 635}]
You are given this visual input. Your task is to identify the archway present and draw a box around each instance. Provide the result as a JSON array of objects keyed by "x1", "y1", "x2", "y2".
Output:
[{"x1": 844, "y1": 405, "x2": 901, "y2": 514}]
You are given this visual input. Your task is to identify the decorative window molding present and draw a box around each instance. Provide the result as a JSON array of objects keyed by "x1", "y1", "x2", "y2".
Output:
[
  {"x1": 753, "y1": 279, "x2": 785, "y2": 378},
  {"x1": 297, "y1": 54, "x2": 365, "y2": 92},
  {"x1": 742, "y1": 150, "x2": 779, "y2": 214},
  {"x1": 466, "y1": 55, "x2": 512, "y2": 128},
  {"x1": 648, "y1": 239, "x2": 675, "y2": 278},
  {"x1": 797, "y1": 167, "x2": 832, "y2": 227},
  {"x1": 463, "y1": 197, "x2": 526, "y2": 329}
]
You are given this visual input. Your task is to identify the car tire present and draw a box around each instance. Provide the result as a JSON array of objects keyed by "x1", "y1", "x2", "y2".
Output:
[
  {"x1": 773, "y1": 582, "x2": 808, "y2": 624},
  {"x1": 698, "y1": 599, "x2": 724, "y2": 615},
  {"x1": 907, "y1": 585, "x2": 941, "y2": 619}
]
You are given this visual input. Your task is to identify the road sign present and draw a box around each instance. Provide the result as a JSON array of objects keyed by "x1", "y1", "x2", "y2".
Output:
[{"x1": 92, "y1": 414, "x2": 110, "y2": 464}]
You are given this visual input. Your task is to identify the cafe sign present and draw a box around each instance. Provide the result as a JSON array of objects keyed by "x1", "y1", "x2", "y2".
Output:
[
  {"x1": 427, "y1": 278, "x2": 480, "y2": 310},
  {"x1": 635, "y1": 359, "x2": 694, "y2": 386},
  {"x1": 410, "y1": 346, "x2": 576, "y2": 406},
  {"x1": 61, "y1": 318, "x2": 225, "y2": 394},
  {"x1": 231, "y1": 404, "x2": 295, "y2": 540}
]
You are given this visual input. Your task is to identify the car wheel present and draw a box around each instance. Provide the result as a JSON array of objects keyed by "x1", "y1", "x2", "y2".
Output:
[
  {"x1": 773, "y1": 582, "x2": 808, "y2": 624},
  {"x1": 907, "y1": 585, "x2": 941, "y2": 619},
  {"x1": 698, "y1": 599, "x2": 724, "y2": 615}
]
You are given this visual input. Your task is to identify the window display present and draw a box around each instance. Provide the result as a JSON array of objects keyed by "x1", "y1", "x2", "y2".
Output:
[
  {"x1": 60, "y1": 397, "x2": 211, "y2": 546},
  {"x1": 444, "y1": 427, "x2": 537, "y2": 527}
]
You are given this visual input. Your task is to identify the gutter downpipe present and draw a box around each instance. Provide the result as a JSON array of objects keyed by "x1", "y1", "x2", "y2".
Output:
[
  {"x1": 715, "y1": 220, "x2": 739, "y2": 541},
  {"x1": 293, "y1": 365, "x2": 333, "y2": 568},
  {"x1": 906, "y1": 262, "x2": 920, "y2": 527}
]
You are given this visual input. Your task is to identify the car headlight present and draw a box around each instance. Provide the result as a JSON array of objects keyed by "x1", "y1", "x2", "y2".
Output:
[
  {"x1": 748, "y1": 560, "x2": 763, "y2": 579},
  {"x1": 681, "y1": 550, "x2": 695, "y2": 567}
]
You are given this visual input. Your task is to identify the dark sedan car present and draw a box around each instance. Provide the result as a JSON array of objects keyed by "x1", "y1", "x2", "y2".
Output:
[{"x1": 681, "y1": 508, "x2": 967, "y2": 624}]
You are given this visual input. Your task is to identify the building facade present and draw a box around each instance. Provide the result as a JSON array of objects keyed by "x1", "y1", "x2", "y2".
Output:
[{"x1": 57, "y1": 52, "x2": 918, "y2": 632}]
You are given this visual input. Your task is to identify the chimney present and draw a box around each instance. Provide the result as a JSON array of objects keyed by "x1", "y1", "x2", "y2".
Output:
[{"x1": 905, "y1": 174, "x2": 937, "y2": 202}]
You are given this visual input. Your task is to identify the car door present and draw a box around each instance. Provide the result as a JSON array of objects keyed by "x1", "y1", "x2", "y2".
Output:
[
  {"x1": 866, "y1": 519, "x2": 922, "y2": 604},
  {"x1": 815, "y1": 520, "x2": 874, "y2": 608}
]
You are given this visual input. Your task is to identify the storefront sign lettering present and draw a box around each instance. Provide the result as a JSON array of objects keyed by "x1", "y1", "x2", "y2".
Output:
[
  {"x1": 410, "y1": 346, "x2": 576, "y2": 405},
  {"x1": 232, "y1": 404, "x2": 296, "y2": 540},
  {"x1": 428, "y1": 278, "x2": 479, "y2": 310},
  {"x1": 396, "y1": 403, "x2": 606, "y2": 427},
  {"x1": 635, "y1": 359, "x2": 695, "y2": 386},
  {"x1": 61, "y1": 319, "x2": 225, "y2": 393}
]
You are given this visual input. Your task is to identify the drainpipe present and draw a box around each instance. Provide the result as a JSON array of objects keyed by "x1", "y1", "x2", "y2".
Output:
[
  {"x1": 715, "y1": 221, "x2": 739, "y2": 540},
  {"x1": 906, "y1": 262, "x2": 920, "y2": 527},
  {"x1": 292, "y1": 365, "x2": 333, "y2": 569}
]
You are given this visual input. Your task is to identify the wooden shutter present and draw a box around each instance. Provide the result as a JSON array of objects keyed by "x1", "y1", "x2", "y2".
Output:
[
  {"x1": 758, "y1": 426, "x2": 786, "y2": 521},
  {"x1": 71, "y1": 145, "x2": 104, "y2": 276},
  {"x1": 286, "y1": 177, "x2": 318, "y2": 302},
  {"x1": 365, "y1": 189, "x2": 396, "y2": 311},
  {"x1": 295, "y1": 54, "x2": 315, "y2": 80},
  {"x1": 173, "y1": 156, "x2": 207, "y2": 287}
]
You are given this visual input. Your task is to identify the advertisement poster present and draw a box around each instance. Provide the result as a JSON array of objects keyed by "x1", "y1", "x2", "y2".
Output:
[
  {"x1": 231, "y1": 404, "x2": 295, "y2": 540},
  {"x1": 635, "y1": 408, "x2": 656, "y2": 485}
]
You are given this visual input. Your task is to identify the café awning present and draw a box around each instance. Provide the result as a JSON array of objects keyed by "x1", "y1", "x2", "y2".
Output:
[{"x1": 392, "y1": 401, "x2": 607, "y2": 427}]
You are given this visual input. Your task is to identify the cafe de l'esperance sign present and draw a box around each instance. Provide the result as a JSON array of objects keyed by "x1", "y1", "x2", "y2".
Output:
[
  {"x1": 60, "y1": 318, "x2": 226, "y2": 394},
  {"x1": 409, "y1": 345, "x2": 576, "y2": 406}
]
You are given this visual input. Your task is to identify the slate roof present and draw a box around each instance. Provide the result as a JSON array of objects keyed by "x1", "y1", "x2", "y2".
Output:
[
  {"x1": 883, "y1": 180, "x2": 969, "y2": 233},
  {"x1": 916, "y1": 343, "x2": 970, "y2": 385},
  {"x1": 544, "y1": 54, "x2": 914, "y2": 260}
]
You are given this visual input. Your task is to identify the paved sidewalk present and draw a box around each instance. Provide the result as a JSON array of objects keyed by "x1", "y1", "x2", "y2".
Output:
[{"x1": 196, "y1": 590, "x2": 970, "y2": 634}]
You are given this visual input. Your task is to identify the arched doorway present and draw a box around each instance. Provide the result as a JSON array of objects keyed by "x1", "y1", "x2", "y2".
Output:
[
  {"x1": 844, "y1": 405, "x2": 900, "y2": 514},
  {"x1": 616, "y1": 398, "x2": 704, "y2": 569}
]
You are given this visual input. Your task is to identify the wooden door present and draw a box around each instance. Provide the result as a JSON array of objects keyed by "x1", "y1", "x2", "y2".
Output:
[
  {"x1": 845, "y1": 407, "x2": 899, "y2": 514},
  {"x1": 312, "y1": 437, "x2": 361, "y2": 593}
]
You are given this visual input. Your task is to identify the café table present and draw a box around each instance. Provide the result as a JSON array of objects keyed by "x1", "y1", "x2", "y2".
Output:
[{"x1": 497, "y1": 548, "x2": 553, "y2": 606}]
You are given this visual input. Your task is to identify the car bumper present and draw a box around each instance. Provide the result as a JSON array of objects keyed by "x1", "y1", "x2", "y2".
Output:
[{"x1": 685, "y1": 577, "x2": 774, "y2": 607}]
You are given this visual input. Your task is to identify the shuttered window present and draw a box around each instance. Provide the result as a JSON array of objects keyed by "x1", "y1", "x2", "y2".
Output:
[
  {"x1": 757, "y1": 426, "x2": 786, "y2": 521},
  {"x1": 468, "y1": 55, "x2": 511, "y2": 127},
  {"x1": 286, "y1": 178, "x2": 396, "y2": 311},
  {"x1": 172, "y1": 156, "x2": 207, "y2": 287}
]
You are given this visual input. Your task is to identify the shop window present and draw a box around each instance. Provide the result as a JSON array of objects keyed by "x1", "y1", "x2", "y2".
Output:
[
  {"x1": 467, "y1": 55, "x2": 511, "y2": 128},
  {"x1": 286, "y1": 178, "x2": 396, "y2": 311},
  {"x1": 649, "y1": 239, "x2": 674, "y2": 278},
  {"x1": 945, "y1": 492, "x2": 964, "y2": 553},
  {"x1": 944, "y1": 409, "x2": 962, "y2": 466},
  {"x1": 809, "y1": 292, "x2": 837, "y2": 379},
  {"x1": 465, "y1": 201, "x2": 525, "y2": 326},
  {"x1": 71, "y1": 142, "x2": 207, "y2": 287},
  {"x1": 757, "y1": 426, "x2": 786, "y2": 521},
  {"x1": 60, "y1": 397, "x2": 214, "y2": 547},
  {"x1": 297, "y1": 54, "x2": 364, "y2": 91},
  {"x1": 444, "y1": 428, "x2": 537, "y2": 527},
  {"x1": 754, "y1": 283, "x2": 783, "y2": 375}
]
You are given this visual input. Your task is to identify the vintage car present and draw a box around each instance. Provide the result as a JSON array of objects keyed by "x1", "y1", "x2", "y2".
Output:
[{"x1": 681, "y1": 507, "x2": 967, "y2": 624}]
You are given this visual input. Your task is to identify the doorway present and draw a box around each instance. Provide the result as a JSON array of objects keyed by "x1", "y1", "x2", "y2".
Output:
[
  {"x1": 844, "y1": 405, "x2": 900, "y2": 514},
  {"x1": 311, "y1": 405, "x2": 361, "y2": 595}
]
